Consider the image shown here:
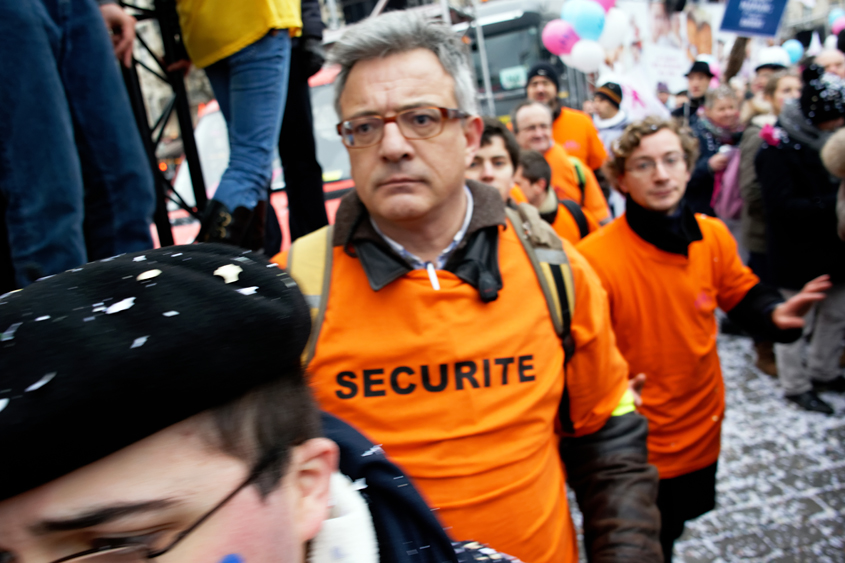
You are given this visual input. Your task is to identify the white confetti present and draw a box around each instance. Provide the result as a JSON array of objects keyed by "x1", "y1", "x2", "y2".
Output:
[
  {"x1": 171, "y1": 252, "x2": 183, "y2": 257},
  {"x1": 25, "y1": 372, "x2": 56, "y2": 392},
  {"x1": 0, "y1": 398, "x2": 7, "y2": 413},
  {"x1": 35, "y1": 316, "x2": 50, "y2": 322},
  {"x1": 1, "y1": 322, "x2": 22, "y2": 342},
  {"x1": 266, "y1": 263, "x2": 278, "y2": 268},
  {"x1": 133, "y1": 256, "x2": 146, "y2": 262},
  {"x1": 105, "y1": 297, "x2": 136, "y2": 315},
  {"x1": 237, "y1": 286, "x2": 258, "y2": 295},
  {"x1": 137, "y1": 269, "x2": 162, "y2": 281},
  {"x1": 83, "y1": 316, "x2": 95, "y2": 322},
  {"x1": 131, "y1": 336, "x2": 149, "y2": 349},
  {"x1": 214, "y1": 264, "x2": 243, "y2": 284},
  {"x1": 162, "y1": 311, "x2": 179, "y2": 317}
]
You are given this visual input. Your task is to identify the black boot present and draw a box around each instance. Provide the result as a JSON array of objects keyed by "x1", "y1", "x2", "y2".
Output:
[
  {"x1": 195, "y1": 200, "x2": 265, "y2": 251},
  {"x1": 785, "y1": 390, "x2": 834, "y2": 415}
]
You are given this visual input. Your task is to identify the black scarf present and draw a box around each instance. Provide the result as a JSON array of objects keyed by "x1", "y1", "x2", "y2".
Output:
[{"x1": 624, "y1": 195, "x2": 703, "y2": 256}]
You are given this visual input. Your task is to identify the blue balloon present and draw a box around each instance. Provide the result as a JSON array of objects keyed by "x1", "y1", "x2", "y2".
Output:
[
  {"x1": 782, "y1": 39, "x2": 804, "y2": 64},
  {"x1": 830, "y1": 8, "x2": 845, "y2": 27},
  {"x1": 561, "y1": 0, "x2": 606, "y2": 42}
]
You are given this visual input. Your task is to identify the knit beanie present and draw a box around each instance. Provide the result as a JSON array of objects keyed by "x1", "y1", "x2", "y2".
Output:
[
  {"x1": 595, "y1": 82, "x2": 623, "y2": 108},
  {"x1": 527, "y1": 62, "x2": 560, "y2": 92},
  {"x1": 800, "y1": 64, "x2": 845, "y2": 125}
]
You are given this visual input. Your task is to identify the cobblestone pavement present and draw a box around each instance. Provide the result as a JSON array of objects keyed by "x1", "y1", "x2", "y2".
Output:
[{"x1": 570, "y1": 334, "x2": 845, "y2": 562}]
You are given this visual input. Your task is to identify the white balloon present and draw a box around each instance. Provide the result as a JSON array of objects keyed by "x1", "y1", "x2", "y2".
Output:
[
  {"x1": 825, "y1": 34, "x2": 839, "y2": 50},
  {"x1": 598, "y1": 8, "x2": 627, "y2": 51},
  {"x1": 569, "y1": 40, "x2": 605, "y2": 73}
]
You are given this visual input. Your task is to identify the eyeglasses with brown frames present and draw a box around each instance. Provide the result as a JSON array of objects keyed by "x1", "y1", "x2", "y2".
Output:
[{"x1": 336, "y1": 106, "x2": 469, "y2": 148}]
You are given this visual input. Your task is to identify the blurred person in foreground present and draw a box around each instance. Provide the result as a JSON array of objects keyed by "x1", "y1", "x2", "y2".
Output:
[
  {"x1": 274, "y1": 13, "x2": 661, "y2": 563},
  {"x1": 685, "y1": 85, "x2": 743, "y2": 218},
  {"x1": 465, "y1": 119, "x2": 598, "y2": 244},
  {"x1": 0, "y1": 244, "x2": 520, "y2": 563},
  {"x1": 756, "y1": 64, "x2": 845, "y2": 414},
  {"x1": 739, "y1": 70, "x2": 802, "y2": 376},
  {"x1": 182, "y1": 0, "x2": 300, "y2": 250},
  {"x1": 577, "y1": 116, "x2": 827, "y2": 562},
  {"x1": 512, "y1": 100, "x2": 612, "y2": 224},
  {"x1": 0, "y1": 0, "x2": 155, "y2": 291},
  {"x1": 821, "y1": 126, "x2": 845, "y2": 240},
  {"x1": 672, "y1": 60, "x2": 714, "y2": 128},
  {"x1": 524, "y1": 62, "x2": 608, "y2": 171}
]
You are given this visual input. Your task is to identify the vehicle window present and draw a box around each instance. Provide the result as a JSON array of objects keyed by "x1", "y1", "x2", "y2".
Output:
[{"x1": 310, "y1": 83, "x2": 352, "y2": 182}]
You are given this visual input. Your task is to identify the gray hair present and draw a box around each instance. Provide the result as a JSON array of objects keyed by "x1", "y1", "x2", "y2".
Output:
[
  {"x1": 328, "y1": 11, "x2": 478, "y2": 118},
  {"x1": 704, "y1": 84, "x2": 738, "y2": 108},
  {"x1": 510, "y1": 100, "x2": 551, "y2": 133}
]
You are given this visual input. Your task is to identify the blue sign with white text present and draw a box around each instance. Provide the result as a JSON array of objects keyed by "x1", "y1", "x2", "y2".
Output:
[{"x1": 720, "y1": 0, "x2": 789, "y2": 37}]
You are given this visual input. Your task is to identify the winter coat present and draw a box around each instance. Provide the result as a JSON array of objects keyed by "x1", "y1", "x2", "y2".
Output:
[
  {"x1": 593, "y1": 110, "x2": 629, "y2": 155},
  {"x1": 755, "y1": 125, "x2": 845, "y2": 289},
  {"x1": 685, "y1": 119, "x2": 742, "y2": 216},
  {"x1": 739, "y1": 115, "x2": 777, "y2": 254}
]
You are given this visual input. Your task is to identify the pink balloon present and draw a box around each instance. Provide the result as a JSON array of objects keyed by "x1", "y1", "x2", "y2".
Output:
[
  {"x1": 594, "y1": 0, "x2": 616, "y2": 12},
  {"x1": 542, "y1": 19, "x2": 581, "y2": 56},
  {"x1": 833, "y1": 16, "x2": 845, "y2": 35}
]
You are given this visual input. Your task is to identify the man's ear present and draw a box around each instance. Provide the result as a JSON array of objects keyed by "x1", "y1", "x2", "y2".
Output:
[
  {"x1": 463, "y1": 115, "x2": 484, "y2": 168},
  {"x1": 538, "y1": 178, "x2": 548, "y2": 192},
  {"x1": 288, "y1": 438, "x2": 339, "y2": 543}
]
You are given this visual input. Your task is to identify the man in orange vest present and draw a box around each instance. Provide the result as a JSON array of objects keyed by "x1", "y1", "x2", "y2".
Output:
[
  {"x1": 576, "y1": 117, "x2": 829, "y2": 563},
  {"x1": 515, "y1": 149, "x2": 599, "y2": 243},
  {"x1": 525, "y1": 62, "x2": 608, "y2": 171},
  {"x1": 512, "y1": 100, "x2": 612, "y2": 224},
  {"x1": 274, "y1": 12, "x2": 660, "y2": 563}
]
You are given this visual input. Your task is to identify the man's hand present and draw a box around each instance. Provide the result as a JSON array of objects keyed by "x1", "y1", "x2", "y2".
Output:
[
  {"x1": 99, "y1": 3, "x2": 136, "y2": 68},
  {"x1": 771, "y1": 275, "x2": 831, "y2": 330},
  {"x1": 708, "y1": 152, "x2": 729, "y2": 172},
  {"x1": 629, "y1": 373, "x2": 646, "y2": 407}
]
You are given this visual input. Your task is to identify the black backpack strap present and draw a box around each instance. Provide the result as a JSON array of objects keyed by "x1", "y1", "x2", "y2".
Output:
[{"x1": 559, "y1": 199, "x2": 589, "y2": 239}]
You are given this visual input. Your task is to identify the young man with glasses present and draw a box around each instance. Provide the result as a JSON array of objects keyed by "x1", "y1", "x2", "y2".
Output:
[
  {"x1": 0, "y1": 244, "x2": 521, "y2": 563},
  {"x1": 274, "y1": 12, "x2": 661, "y2": 563},
  {"x1": 576, "y1": 117, "x2": 830, "y2": 563}
]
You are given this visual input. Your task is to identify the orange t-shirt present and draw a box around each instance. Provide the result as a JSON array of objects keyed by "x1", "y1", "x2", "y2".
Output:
[
  {"x1": 278, "y1": 221, "x2": 628, "y2": 563},
  {"x1": 550, "y1": 201, "x2": 600, "y2": 244},
  {"x1": 544, "y1": 144, "x2": 611, "y2": 224},
  {"x1": 576, "y1": 214, "x2": 759, "y2": 479},
  {"x1": 552, "y1": 107, "x2": 608, "y2": 171}
]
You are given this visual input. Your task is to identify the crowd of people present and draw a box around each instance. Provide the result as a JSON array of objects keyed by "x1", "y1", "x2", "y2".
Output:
[{"x1": 2, "y1": 2, "x2": 845, "y2": 563}]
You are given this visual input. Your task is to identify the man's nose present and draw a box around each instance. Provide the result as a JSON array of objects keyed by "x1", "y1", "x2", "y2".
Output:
[
  {"x1": 379, "y1": 121, "x2": 413, "y2": 162},
  {"x1": 654, "y1": 160, "x2": 671, "y2": 180},
  {"x1": 481, "y1": 161, "x2": 495, "y2": 181}
]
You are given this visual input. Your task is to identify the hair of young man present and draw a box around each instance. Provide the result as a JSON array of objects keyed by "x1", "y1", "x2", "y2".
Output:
[
  {"x1": 480, "y1": 116, "x2": 520, "y2": 169},
  {"x1": 704, "y1": 84, "x2": 739, "y2": 109},
  {"x1": 604, "y1": 116, "x2": 699, "y2": 189},
  {"x1": 763, "y1": 69, "x2": 799, "y2": 99},
  {"x1": 518, "y1": 150, "x2": 552, "y2": 189},
  {"x1": 510, "y1": 100, "x2": 552, "y2": 134},
  {"x1": 204, "y1": 372, "x2": 322, "y2": 497},
  {"x1": 329, "y1": 11, "x2": 478, "y2": 118}
]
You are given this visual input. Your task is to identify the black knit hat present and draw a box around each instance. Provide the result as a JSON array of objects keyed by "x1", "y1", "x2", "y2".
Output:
[
  {"x1": 800, "y1": 64, "x2": 845, "y2": 125},
  {"x1": 685, "y1": 60, "x2": 714, "y2": 78},
  {"x1": 527, "y1": 62, "x2": 560, "y2": 92},
  {"x1": 0, "y1": 244, "x2": 311, "y2": 501},
  {"x1": 595, "y1": 82, "x2": 623, "y2": 108}
]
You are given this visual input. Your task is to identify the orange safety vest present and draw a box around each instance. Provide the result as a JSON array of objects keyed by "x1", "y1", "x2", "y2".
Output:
[
  {"x1": 543, "y1": 144, "x2": 611, "y2": 224},
  {"x1": 277, "y1": 210, "x2": 631, "y2": 563},
  {"x1": 551, "y1": 106, "x2": 608, "y2": 171}
]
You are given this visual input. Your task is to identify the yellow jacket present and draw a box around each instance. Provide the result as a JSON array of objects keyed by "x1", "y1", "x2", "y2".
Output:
[{"x1": 176, "y1": 0, "x2": 302, "y2": 68}]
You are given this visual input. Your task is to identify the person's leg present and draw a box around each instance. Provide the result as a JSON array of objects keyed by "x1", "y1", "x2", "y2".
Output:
[
  {"x1": 278, "y1": 40, "x2": 328, "y2": 242},
  {"x1": 0, "y1": 0, "x2": 86, "y2": 287},
  {"x1": 748, "y1": 251, "x2": 777, "y2": 376},
  {"x1": 776, "y1": 289, "x2": 812, "y2": 395},
  {"x1": 60, "y1": 0, "x2": 155, "y2": 260},
  {"x1": 656, "y1": 462, "x2": 718, "y2": 563},
  {"x1": 807, "y1": 283, "x2": 845, "y2": 384},
  {"x1": 205, "y1": 31, "x2": 291, "y2": 212},
  {"x1": 656, "y1": 480, "x2": 686, "y2": 563}
]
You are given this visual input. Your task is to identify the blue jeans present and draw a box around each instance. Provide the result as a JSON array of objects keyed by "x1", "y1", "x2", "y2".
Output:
[
  {"x1": 204, "y1": 31, "x2": 291, "y2": 211},
  {"x1": 0, "y1": 0, "x2": 155, "y2": 288}
]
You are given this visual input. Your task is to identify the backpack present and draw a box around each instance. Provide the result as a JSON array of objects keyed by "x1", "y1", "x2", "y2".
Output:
[
  {"x1": 559, "y1": 199, "x2": 590, "y2": 239},
  {"x1": 568, "y1": 156, "x2": 587, "y2": 206},
  {"x1": 287, "y1": 202, "x2": 580, "y2": 432}
]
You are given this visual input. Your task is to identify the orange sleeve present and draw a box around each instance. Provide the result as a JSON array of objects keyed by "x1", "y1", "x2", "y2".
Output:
[
  {"x1": 580, "y1": 164, "x2": 612, "y2": 224},
  {"x1": 272, "y1": 249, "x2": 290, "y2": 269},
  {"x1": 707, "y1": 218, "x2": 760, "y2": 312},
  {"x1": 562, "y1": 240, "x2": 630, "y2": 437},
  {"x1": 584, "y1": 120, "x2": 608, "y2": 171}
]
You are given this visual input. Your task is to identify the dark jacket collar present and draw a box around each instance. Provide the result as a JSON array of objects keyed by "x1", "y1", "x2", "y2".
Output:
[
  {"x1": 624, "y1": 194, "x2": 703, "y2": 256},
  {"x1": 332, "y1": 180, "x2": 506, "y2": 300}
]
